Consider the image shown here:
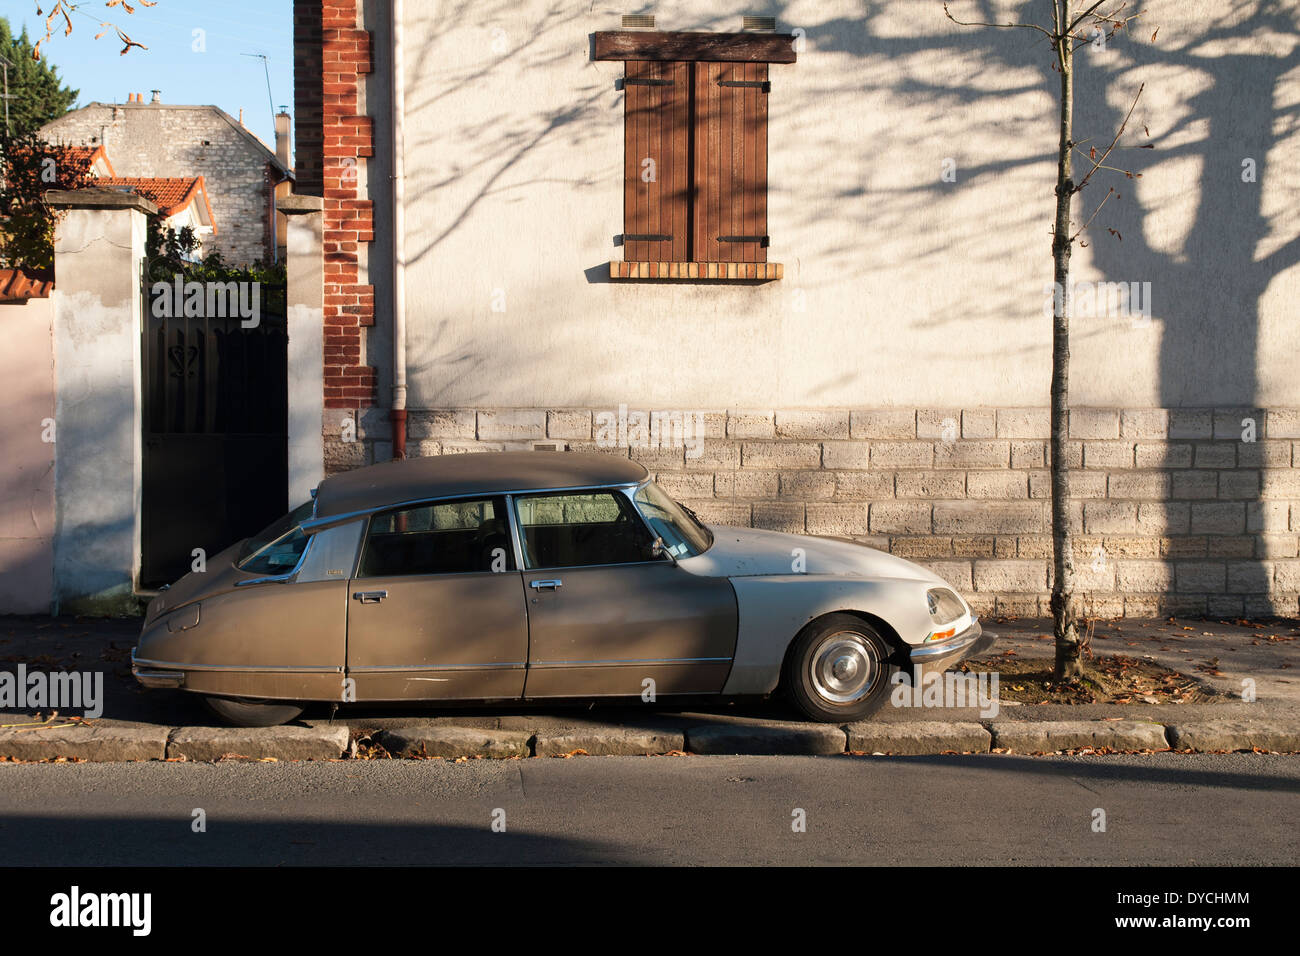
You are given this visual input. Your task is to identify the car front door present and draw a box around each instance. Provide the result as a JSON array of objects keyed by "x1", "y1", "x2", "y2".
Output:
[
  {"x1": 345, "y1": 495, "x2": 529, "y2": 701},
  {"x1": 513, "y1": 489, "x2": 737, "y2": 699}
]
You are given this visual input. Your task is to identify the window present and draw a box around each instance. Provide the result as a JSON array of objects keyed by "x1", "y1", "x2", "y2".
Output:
[
  {"x1": 358, "y1": 497, "x2": 515, "y2": 577},
  {"x1": 514, "y1": 491, "x2": 660, "y2": 569},
  {"x1": 238, "y1": 500, "x2": 315, "y2": 575},
  {"x1": 633, "y1": 482, "x2": 713, "y2": 558},
  {"x1": 594, "y1": 29, "x2": 798, "y2": 280}
]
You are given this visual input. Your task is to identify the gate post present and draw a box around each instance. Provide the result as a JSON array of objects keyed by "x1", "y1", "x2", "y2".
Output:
[
  {"x1": 46, "y1": 189, "x2": 157, "y2": 615},
  {"x1": 280, "y1": 194, "x2": 325, "y2": 505}
]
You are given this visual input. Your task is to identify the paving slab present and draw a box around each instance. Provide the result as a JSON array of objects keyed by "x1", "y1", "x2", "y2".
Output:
[
  {"x1": 687, "y1": 721, "x2": 846, "y2": 755},
  {"x1": 374, "y1": 726, "x2": 532, "y2": 758},
  {"x1": 0, "y1": 724, "x2": 167, "y2": 761},
  {"x1": 534, "y1": 729, "x2": 685, "y2": 756},
  {"x1": 166, "y1": 725, "x2": 350, "y2": 761},
  {"x1": 989, "y1": 719, "x2": 1169, "y2": 752},
  {"x1": 846, "y1": 720, "x2": 991, "y2": 754},
  {"x1": 1166, "y1": 719, "x2": 1300, "y2": 753}
]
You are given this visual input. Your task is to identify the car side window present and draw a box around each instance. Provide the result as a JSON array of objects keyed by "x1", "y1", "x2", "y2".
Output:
[
  {"x1": 358, "y1": 496, "x2": 515, "y2": 577},
  {"x1": 514, "y1": 491, "x2": 659, "y2": 570}
]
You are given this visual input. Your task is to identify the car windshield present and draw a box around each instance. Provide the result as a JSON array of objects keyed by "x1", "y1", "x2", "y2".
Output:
[
  {"x1": 632, "y1": 482, "x2": 712, "y2": 558},
  {"x1": 237, "y1": 500, "x2": 315, "y2": 575}
]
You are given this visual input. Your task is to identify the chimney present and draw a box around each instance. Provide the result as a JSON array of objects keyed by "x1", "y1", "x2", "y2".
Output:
[
  {"x1": 150, "y1": 89, "x2": 161, "y2": 104},
  {"x1": 274, "y1": 109, "x2": 292, "y2": 169},
  {"x1": 238, "y1": 108, "x2": 244, "y2": 126}
]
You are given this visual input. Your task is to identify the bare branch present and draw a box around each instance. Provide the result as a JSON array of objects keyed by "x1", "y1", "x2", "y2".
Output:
[
  {"x1": 1070, "y1": 186, "x2": 1117, "y2": 241},
  {"x1": 943, "y1": 2, "x2": 1055, "y2": 40},
  {"x1": 1066, "y1": 0, "x2": 1112, "y2": 35},
  {"x1": 1074, "y1": 82, "x2": 1145, "y2": 193}
]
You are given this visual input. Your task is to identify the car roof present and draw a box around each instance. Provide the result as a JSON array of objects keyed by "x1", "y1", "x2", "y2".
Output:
[{"x1": 312, "y1": 451, "x2": 650, "y2": 518}]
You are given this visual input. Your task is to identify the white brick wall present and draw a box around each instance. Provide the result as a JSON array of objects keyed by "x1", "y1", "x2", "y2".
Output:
[{"x1": 329, "y1": 405, "x2": 1300, "y2": 619}]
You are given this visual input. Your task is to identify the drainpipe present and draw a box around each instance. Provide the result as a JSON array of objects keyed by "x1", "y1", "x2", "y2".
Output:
[{"x1": 390, "y1": 0, "x2": 408, "y2": 459}]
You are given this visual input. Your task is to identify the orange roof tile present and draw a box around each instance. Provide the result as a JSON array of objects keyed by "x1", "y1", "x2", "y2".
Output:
[
  {"x1": 95, "y1": 176, "x2": 216, "y2": 232},
  {"x1": 0, "y1": 268, "x2": 54, "y2": 302},
  {"x1": 60, "y1": 144, "x2": 116, "y2": 177}
]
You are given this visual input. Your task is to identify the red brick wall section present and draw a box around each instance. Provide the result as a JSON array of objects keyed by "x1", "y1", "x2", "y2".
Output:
[
  {"x1": 296, "y1": 0, "x2": 377, "y2": 412},
  {"x1": 292, "y1": 1, "x2": 323, "y2": 196}
]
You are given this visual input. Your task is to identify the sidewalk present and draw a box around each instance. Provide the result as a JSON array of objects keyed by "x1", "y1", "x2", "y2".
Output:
[{"x1": 2, "y1": 615, "x2": 1298, "y2": 761}]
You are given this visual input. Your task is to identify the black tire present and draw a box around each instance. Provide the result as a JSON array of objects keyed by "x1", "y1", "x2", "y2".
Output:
[
  {"x1": 783, "y1": 613, "x2": 894, "y2": 723},
  {"x1": 203, "y1": 695, "x2": 304, "y2": 728}
]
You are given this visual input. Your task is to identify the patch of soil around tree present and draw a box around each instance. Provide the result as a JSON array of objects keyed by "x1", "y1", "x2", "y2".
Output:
[{"x1": 957, "y1": 654, "x2": 1221, "y2": 705}]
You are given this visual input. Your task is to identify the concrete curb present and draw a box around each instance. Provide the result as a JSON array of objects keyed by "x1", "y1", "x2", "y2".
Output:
[
  {"x1": 0, "y1": 725, "x2": 168, "y2": 762},
  {"x1": 686, "y1": 722, "x2": 846, "y2": 755},
  {"x1": 847, "y1": 720, "x2": 991, "y2": 755},
  {"x1": 534, "y1": 730, "x2": 686, "y2": 757},
  {"x1": 988, "y1": 720, "x2": 1169, "y2": 752},
  {"x1": 2, "y1": 718, "x2": 1299, "y2": 762},
  {"x1": 374, "y1": 726, "x2": 532, "y2": 758},
  {"x1": 1166, "y1": 719, "x2": 1300, "y2": 753},
  {"x1": 167, "y1": 725, "x2": 351, "y2": 762}
]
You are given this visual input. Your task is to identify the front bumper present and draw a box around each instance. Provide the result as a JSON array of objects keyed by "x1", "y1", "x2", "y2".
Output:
[
  {"x1": 908, "y1": 619, "x2": 995, "y2": 674},
  {"x1": 131, "y1": 649, "x2": 186, "y2": 689}
]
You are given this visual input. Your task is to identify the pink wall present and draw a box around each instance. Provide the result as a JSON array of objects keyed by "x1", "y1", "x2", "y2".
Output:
[{"x1": 0, "y1": 295, "x2": 55, "y2": 613}]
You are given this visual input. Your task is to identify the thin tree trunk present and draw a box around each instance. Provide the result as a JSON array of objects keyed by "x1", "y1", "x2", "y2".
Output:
[{"x1": 1052, "y1": 2, "x2": 1082, "y2": 679}]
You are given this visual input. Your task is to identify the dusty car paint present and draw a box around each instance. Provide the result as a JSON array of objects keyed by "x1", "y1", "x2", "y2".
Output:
[
  {"x1": 522, "y1": 561, "x2": 737, "y2": 698},
  {"x1": 132, "y1": 451, "x2": 988, "y2": 713}
]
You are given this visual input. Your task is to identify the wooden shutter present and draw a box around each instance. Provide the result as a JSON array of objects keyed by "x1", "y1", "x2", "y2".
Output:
[
  {"x1": 623, "y1": 60, "x2": 690, "y2": 263},
  {"x1": 693, "y1": 61, "x2": 768, "y2": 263}
]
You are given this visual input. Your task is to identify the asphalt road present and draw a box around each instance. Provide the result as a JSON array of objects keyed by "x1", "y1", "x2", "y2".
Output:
[{"x1": 0, "y1": 753, "x2": 1295, "y2": 865}]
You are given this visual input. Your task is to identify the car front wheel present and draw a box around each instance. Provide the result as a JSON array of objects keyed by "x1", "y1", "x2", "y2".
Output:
[
  {"x1": 203, "y1": 695, "x2": 305, "y2": 728},
  {"x1": 784, "y1": 614, "x2": 893, "y2": 723}
]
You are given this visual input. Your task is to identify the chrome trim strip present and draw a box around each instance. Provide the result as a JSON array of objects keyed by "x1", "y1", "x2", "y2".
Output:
[
  {"x1": 348, "y1": 662, "x2": 526, "y2": 672},
  {"x1": 130, "y1": 654, "x2": 342, "y2": 675},
  {"x1": 529, "y1": 657, "x2": 731, "y2": 667},
  {"x1": 131, "y1": 667, "x2": 185, "y2": 688},
  {"x1": 503, "y1": 493, "x2": 527, "y2": 573}
]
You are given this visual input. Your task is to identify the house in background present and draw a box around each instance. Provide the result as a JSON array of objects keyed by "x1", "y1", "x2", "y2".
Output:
[
  {"x1": 277, "y1": 0, "x2": 1300, "y2": 621},
  {"x1": 40, "y1": 92, "x2": 293, "y2": 265},
  {"x1": 61, "y1": 144, "x2": 116, "y2": 178},
  {"x1": 95, "y1": 176, "x2": 217, "y2": 251},
  {"x1": 5, "y1": 0, "x2": 1299, "y2": 619}
]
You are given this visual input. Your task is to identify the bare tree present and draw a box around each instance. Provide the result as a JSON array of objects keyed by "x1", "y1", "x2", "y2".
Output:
[{"x1": 945, "y1": 1, "x2": 1148, "y2": 680}]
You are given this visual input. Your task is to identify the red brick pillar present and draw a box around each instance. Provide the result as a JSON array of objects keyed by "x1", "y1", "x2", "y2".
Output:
[{"x1": 294, "y1": 0, "x2": 377, "y2": 448}]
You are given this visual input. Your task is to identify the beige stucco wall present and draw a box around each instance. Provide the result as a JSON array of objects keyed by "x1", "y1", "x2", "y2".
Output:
[
  {"x1": 0, "y1": 296, "x2": 56, "y2": 614},
  {"x1": 391, "y1": 0, "x2": 1300, "y2": 411}
]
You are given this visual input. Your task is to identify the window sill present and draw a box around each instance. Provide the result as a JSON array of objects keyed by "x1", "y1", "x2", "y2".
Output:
[{"x1": 609, "y1": 261, "x2": 783, "y2": 282}]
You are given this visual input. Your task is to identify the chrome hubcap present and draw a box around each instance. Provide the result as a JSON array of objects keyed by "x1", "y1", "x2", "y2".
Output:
[{"x1": 810, "y1": 632, "x2": 881, "y2": 704}]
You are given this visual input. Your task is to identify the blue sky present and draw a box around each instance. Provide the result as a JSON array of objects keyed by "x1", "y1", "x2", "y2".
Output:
[{"x1": 3, "y1": 0, "x2": 293, "y2": 152}]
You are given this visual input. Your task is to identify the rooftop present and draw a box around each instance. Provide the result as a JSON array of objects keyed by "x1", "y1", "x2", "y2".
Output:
[
  {"x1": 96, "y1": 176, "x2": 216, "y2": 229},
  {"x1": 0, "y1": 268, "x2": 54, "y2": 302},
  {"x1": 313, "y1": 452, "x2": 650, "y2": 517}
]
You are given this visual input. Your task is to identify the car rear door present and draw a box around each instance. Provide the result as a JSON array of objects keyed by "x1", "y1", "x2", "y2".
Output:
[
  {"x1": 513, "y1": 489, "x2": 737, "y2": 699},
  {"x1": 345, "y1": 495, "x2": 529, "y2": 701}
]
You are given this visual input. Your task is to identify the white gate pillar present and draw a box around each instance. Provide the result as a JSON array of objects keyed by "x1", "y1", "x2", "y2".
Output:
[
  {"x1": 279, "y1": 194, "x2": 325, "y2": 505},
  {"x1": 46, "y1": 189, "x2": 155, "y2": 615}
]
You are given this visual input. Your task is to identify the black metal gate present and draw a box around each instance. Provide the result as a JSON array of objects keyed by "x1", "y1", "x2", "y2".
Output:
[{"x1": 141, "y1": 275, "x2": 289, "y2": 587}]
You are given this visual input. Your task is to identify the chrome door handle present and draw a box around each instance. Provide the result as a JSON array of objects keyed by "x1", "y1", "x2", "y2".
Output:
[
  {"x1": 529, "y1": 579, "x2": 563, "y2": 591},
  {"x1": 352, "y1": 589, "x2": 388, "y2": 604}
]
